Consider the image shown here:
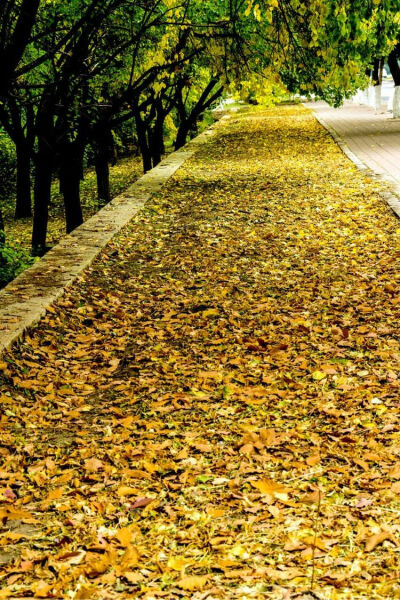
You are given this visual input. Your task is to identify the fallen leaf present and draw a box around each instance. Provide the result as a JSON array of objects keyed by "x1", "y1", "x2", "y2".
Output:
[
  {"x1": 251, "y1": 479, "x2": 292, "y2": 501},
  {"x1": 84, "y1": 458, "x2": 104, "y2": 472},
  {"x1": 130, "y1": 497, "x2": 154, "y2": 509},
  {"x1": 178, "y1": 575, "x2": 208, "y2": 591},
  {"x1": 365, "y1": 530, "x2": 391, "y2": 552}
]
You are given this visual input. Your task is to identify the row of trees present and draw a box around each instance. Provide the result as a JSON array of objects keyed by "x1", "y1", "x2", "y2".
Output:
[
  {"x1": 0, "y1": 0, "x2": 239, "y2": 256},
  {"x1": 1, "y1": 0, "x2": 400, "y2": 259}
]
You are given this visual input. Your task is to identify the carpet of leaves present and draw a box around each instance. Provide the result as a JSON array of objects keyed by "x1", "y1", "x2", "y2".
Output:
[{"x1": 1, "y1": 105, "x2": 400, "y2": 599}]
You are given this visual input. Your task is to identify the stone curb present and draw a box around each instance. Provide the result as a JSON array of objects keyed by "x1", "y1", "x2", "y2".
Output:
[
  {"x1": 0, "y1": 117, "x2": 228, "y2": 356},
  {"x1": 308, "y1": 105, "x2": 400, "y2": 220}
]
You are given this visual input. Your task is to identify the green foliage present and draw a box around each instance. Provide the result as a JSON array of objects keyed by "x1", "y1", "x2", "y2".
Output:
[
  {"x1": 0, "y1": 129, "x2": 16, "y2": 200},
  {"x1": 242, "y1": 0, "x2": 400, "y2": 105},
  {"x1": 0, "y1": 235, "x2": 34, "y2": 288},
  {"x1": 231, "y1": 72, "x2": 289, "y2": 106}
]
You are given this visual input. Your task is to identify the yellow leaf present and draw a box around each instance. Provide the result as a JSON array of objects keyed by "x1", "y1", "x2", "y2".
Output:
[
  {"x1": 117, "y1": 486, "x2": 139, "y2": 497},
  {"x1": 178, "y1": 575, "x2": 208, "y2": 591},
  {"x1": 312, "y1": 371, "x2": 326, "y2": 381},
  {"x1": 167, "y1": 556, "x2": 192, "y2": 570},
  {"x1": 202, "y1": 308, "x2": 219, "y2": 318},
  {"x1": 115, "y1": 524, "x2": 138, "y2": 547},
  {"x1": 45, "y1": 487, "x2": 64, "y2": 502},
  {"x1": 251, "y1": 479, "x2": 291, "y2": 500},
  {"x1": 84, "y1": 552, "x2": 110, "y2": 577},
  {"x1": 230, "y1": 545, "x2": 249, "y2": 558},
  {"x1": 117, "y1": 547, "x2": 139, "y2": 573},
  {"x1": 33, "y1": 581, "x2": 53, "y2": 598}
]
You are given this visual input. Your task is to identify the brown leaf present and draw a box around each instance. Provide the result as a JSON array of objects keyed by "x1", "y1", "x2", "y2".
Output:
[
  {"x1": 301, "y1": 489, "x2": 323, "y2": 504},
  {"x1": 84, "y1": 552, "x2": 111, "y2": 578},
  {"x1": 306, "y1": 454, "x2": 320, "y2": 466},
  {"x1": 365, "y1": 530, "x2": 391, "y2": 552},
  {"x1": 84, "y1": 458, "x2": 104, "y2": 472},
  {"x1": 130, "y1": 496, "x2": 153, "y2": 509}
]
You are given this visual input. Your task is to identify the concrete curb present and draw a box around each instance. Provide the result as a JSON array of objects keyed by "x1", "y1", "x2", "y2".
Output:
[
  {"x1": 308, "y1": 106, "x2": 400, "y2": 220},
  {"x1": 0, "y1": 117, "x2": 228, "y2": 356}
]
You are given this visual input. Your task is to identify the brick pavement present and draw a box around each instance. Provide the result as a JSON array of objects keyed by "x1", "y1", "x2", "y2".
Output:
[{"x1": 309, "y1": 100, "x2": 400, "y2": 187}]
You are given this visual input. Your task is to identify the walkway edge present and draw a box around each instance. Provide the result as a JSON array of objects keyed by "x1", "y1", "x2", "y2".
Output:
[
  {"x1": 308, "y1": 105, "x2": 400, "y2": 220},
  {"x1": 0, "y1": 118, "x2": 228, "y2": 356}
]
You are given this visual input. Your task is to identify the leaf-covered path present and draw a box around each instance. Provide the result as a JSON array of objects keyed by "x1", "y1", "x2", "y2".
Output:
[{"x1": 1, "y1": 105, "x2": 400, "y2": 600}]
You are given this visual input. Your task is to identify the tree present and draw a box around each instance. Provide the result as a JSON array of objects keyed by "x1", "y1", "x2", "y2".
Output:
[
  {"x1": 0, "y1": 0, "x2": 41, "y2": 99},
  {"x1": 240, "y1": 0, "x2": 400, "y2": 106}
]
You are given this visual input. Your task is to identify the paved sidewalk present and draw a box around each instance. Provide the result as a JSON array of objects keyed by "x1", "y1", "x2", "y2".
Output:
[{"x1": 309, "y1": 100, "x2": 400, "y2": 188}]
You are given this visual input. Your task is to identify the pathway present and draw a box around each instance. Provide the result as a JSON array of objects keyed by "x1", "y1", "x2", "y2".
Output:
[
  {"x1": 310, "y1": 100, "x2": 400, "y2": 190},
  {"x1": 1, "y1": 105, "x2": 400, "y2": 600}
]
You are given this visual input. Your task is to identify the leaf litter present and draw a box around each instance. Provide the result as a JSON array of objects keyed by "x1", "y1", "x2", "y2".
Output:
[{"x1": 1, "y1": 105, "x2": 400, "y2": 598}]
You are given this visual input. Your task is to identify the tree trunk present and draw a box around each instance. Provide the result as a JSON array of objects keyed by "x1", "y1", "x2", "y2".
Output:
[
  {"x1": 135, "y1": 114, "x2": 152, "y2": 172},
  {"x1": 388, "y1": 48, "x2": 400, "y2": 118},
  {"x1": 92, "y1": 126, "x2": 113, "y2": 205},
  {"x1": 14, "y1": 142, "x2": 31, "y2": 219},
  {"x1": 32, "y1": 143, "x2": 53, "y2": 255},
  {"x1": 59, "y1": 143, "x2": 84, "y2": 234},
  {"x1": 149, "y1": 117, "x2": 164, "y2": 167},
  {"x1": 174, "y1": 80, "x2": 223, "y2": 150},
  {"x1": 175, "y1": 120, "x2": 191, "y2": 150},
  {"x1": 371, "y1": 58, "x2": 383, "y2": 111},
  {"x1": 95, "y1": 149, "x2": 110, "y2": 205}
]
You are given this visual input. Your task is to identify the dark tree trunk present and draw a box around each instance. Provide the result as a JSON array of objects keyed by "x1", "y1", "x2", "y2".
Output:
[
  {"x1": 149, "y1": 120, "x2": 164, "y2": 167},
  {"x1": 135, "y1": 114, "x2": 152, "y2": 172},
  {"x1": 149, "y1": 99, "x2": 166, "y2": 166},
  {"x1": 95, "y1": 150, "x2": 111, "y2": 205},
  {"x1": 59, "y1": 143, "x2": 84, "y2": 234},
  {"x1": 175, "y1": 120, "x2": 192, "y2": 150},
  {"x1": 174, "y1": 79, "x2": 223, "y2": 150},
  {"x1": 389, "y1": 48, "x2": 400, "y2": 86},
  {"x1": 372, "y1": 58, "x2": 382, "y2": 85},
  {"x1": 32, "y1": 142, "x2": 53, "y2": 255},
  {"x1": 14, "y1": 142, "x2": 31, "y2": 219},
  {"x1": 92, "y1": 125, "x2": 113, "y2": 205}
]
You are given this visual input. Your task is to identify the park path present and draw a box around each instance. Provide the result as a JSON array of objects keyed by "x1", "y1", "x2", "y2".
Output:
[
  {"x1": 1, "y1": 105, "x2": 400, "y2": 600},
  {"x1": 310, "y1": 99, "x2": 400, "y2": 190}
]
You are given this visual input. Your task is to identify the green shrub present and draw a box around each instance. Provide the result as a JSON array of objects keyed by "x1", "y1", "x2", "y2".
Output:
[
  {"x1": 0, "y1": 129, "x2": 16, "y2": 202},
  {"x1": 0, "y1": 236, "x2": 34, "y2": 289}
]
